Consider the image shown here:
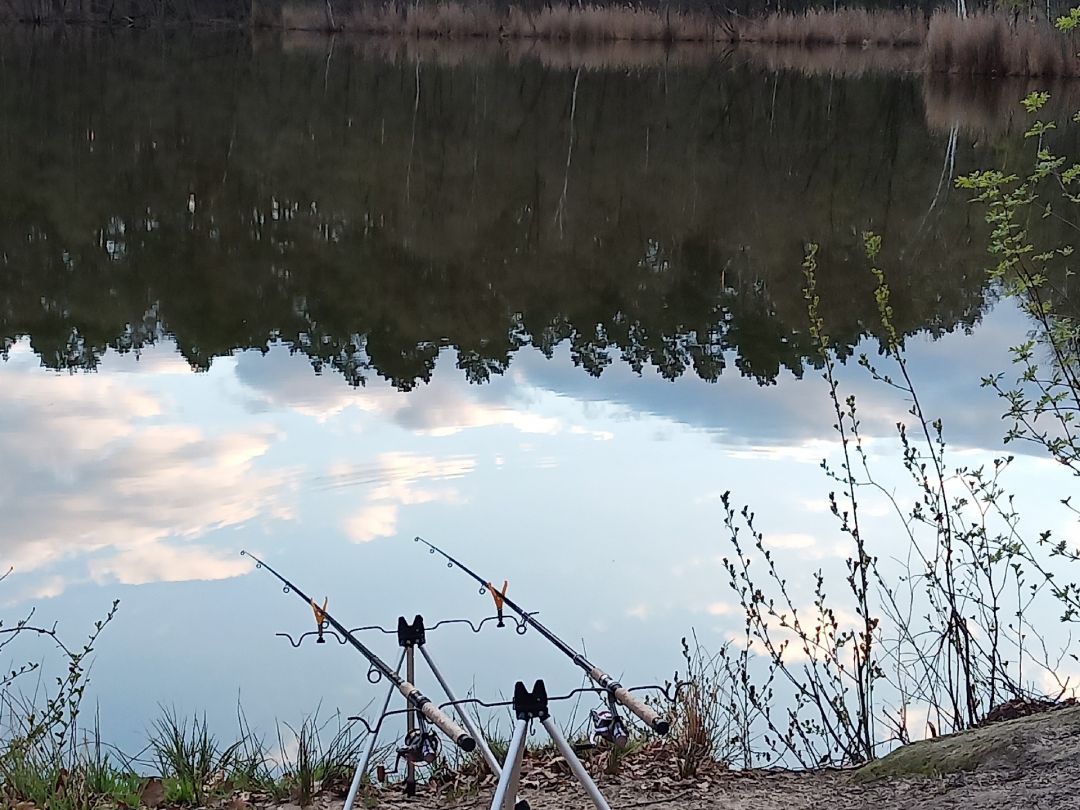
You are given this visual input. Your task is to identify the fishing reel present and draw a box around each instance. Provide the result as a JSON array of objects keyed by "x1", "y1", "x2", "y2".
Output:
[
  {"x1": 590, "y1": 706, "x2": 629, "y2": 748},
  {"x1": 396, "y1": 728, "x2": 441, "y2": 768}
]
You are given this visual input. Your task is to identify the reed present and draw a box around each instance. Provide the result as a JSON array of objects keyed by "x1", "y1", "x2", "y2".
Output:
[
  {"x1": 301, "y1": 4, "x2": 924, "y2": 47},
  {"x1": 738, "y1": 41, "x2": 925, "y2": 76},
  {"x1": 921, "y1": 74, "x2": 1080, "y2": 135},
  {"x1": 733, "y1": 8, "x2": 928, "y2": 47},
  {"x1": 280, "y1": 0, "x2": 727, "y2": 42},
  {"x1": 926, "y1": 10, "x2": 1080, "y2": 76},
  {"x1": 273, "y1": 3, "x2": 1080, "y2": 77}
]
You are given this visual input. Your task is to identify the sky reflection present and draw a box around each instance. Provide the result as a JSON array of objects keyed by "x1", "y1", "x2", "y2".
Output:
[{"x1": 1, "y1": 299, "x2": 1076, "y2": 754}]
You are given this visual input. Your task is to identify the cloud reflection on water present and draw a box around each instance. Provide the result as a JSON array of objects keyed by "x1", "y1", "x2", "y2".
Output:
[
  {"x1": 1, "y1": 298, "x2": 1073, "y2": 756},
  {"x1": 0, "y1": 343, "x2": 293, "y2": 600},
  {"x1": 0, "y1": 300, "x2": 1030, "y2": 600}
]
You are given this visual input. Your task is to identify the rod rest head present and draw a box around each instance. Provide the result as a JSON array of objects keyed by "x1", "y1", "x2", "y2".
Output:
[{"x1": 513, "y1": 679, "x2": 551, "y2": 721}]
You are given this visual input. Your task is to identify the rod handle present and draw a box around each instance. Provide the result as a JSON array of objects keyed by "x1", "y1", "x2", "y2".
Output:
[
  {"x1": 399, "y1": 683, "x2": 477, "y2": 751},
  {"x1": 612, "y1": 684, "x2": 670, "y2": 735},
  {"x1": 590, "y1": 666, "x2": 669, "y2": 735}
]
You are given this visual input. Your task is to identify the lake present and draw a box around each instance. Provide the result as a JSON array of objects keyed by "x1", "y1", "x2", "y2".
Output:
[{"x1": 1, "y1": 29, "x2": 1075, "y2": 759}]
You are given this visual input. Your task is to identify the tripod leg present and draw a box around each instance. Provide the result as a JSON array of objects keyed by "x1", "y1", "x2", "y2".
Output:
[
  {"x1": 343, "y1": 649, "x2": 406, "y2": 810},
  {"x1": 405, "y1": 645, "x2": 416, "y2": 796},
  {"x1": 419, "y1": 646, "x2": 530, "y2": 810},
  {"x1": 541, "y1": 717, "x2": 612, "y2": 810},
  {"x1": 489, "y1": 718, "x2": 528, "y2": 810}
]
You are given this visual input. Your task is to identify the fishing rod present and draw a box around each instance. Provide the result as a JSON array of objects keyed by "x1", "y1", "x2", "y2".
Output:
[
  {"x1": 414, "y1": 537, "x2": 670, "y2": 735},
  {"x1": 240, "y1": 550, "x2": 476, "y2": 753}
]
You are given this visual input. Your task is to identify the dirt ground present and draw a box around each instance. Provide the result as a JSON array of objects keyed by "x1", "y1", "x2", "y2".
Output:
[
  {"x1": 257, "y1": 705, "x2": 1080, "y2": 810},
  {"x1": 266, "y1": 758, "x2": 1080, "y2": 810},
  {"x1": 267, "y1": 764, "x2": 1080, "y2": 810}
]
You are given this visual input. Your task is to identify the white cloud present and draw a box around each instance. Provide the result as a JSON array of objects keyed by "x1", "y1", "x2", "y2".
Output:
[
  {"x1": 723, "y1": 605, "x2": 865, "y2": 665},
  {"x1": 705, "y1": 601, "x2": 737, "y2": 616},
  {"x1": 345, "y1": 505, "x2": 400, "y2": 543},
  {"x1": 0, "y1": 347, "x2": 294, "y2": 599},
  {"x1": 570, "y1": 426, "x2": 615, "y2": 441},
  {"x1": 725, "y1": 439, "x2": 835, "y2": 463},
  {"x1": 90, "y1": 543, "x2": 253, "y2": 586},
  {"x1": 341, "y1": 453, "x2": 474, "y2": 544},
  {"x1": 764, "y1": 533, "x2": 817, "y2": 551},
  {"x1": 799, "y1": 497, "x2": 830, "y2": 513},
  {"x1": 5, "y1": 574, "x2": 71, "y2": 604}
]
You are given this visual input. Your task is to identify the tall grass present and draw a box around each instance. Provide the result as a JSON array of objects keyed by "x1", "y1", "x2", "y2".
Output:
[
  {"x1": 0, "y1": 600, "x2": 123, "y2": 810},
  {"x1": 150, "y1": 709, "x2": 245, "y2": 805},
  {"x1": 275, "y1": 711, "x2": 367, "y2": 803},
  {"x1": 667, "y1": 636, "x2": 737, "y2": 777}
]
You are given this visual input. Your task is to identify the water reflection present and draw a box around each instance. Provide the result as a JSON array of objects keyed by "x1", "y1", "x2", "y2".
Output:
[
  {"x1": 0, "y1": 306, "x2": 1069, "y2": 754},
  {"x1": 2, "y1": 31, "x2": 1078, "y2": 755},
  {"x1": 0, "y1": 30, "x2": 1013, "y2": 389}
]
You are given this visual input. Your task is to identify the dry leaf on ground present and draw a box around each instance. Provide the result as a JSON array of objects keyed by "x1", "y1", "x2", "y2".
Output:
[{"x1": 139, "y1": 776, "x2": 166, "y2": 808}]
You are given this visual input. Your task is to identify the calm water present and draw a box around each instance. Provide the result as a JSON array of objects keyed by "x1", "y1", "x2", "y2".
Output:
[{"x1": 2, "y1": 30, "x2": 1076, "y2": 755}]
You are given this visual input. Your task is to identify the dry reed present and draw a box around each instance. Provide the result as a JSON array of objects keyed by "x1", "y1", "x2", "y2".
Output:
[
  {"x1": 733, "y1": 9, "x2": 928, "y2": 47},
  {"x1": 276, "y1": 2, "x2": 1080, "y2": 77},
  {"x1": 923, "y1": 74, "x2": 1080, "y2": 135},
  {"x1": 738, "y1": 41, "x2": 924, "y2": 76},
  {"x1": 275, "y1": 30, "x2": 720, "y2": 69},
  {"x1": 926, "y1": 10, "x2": 1080, "y2": 76},
  {"x1": 281, "y1": 1, "x2": 725, "y2": 42}
]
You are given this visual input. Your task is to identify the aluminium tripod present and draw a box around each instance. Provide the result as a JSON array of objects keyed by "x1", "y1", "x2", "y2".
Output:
[
  {"x1": 342, "y1": 615, "x2": 528, "y2": 810},
  {"x1": 490, "y1": 679, "x2": 612, "y2": 810}
]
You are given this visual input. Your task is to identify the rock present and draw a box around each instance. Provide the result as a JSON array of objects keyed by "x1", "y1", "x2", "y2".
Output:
[{"x1": 855, "y1": 703, "x2": 1080, "y2": 781}]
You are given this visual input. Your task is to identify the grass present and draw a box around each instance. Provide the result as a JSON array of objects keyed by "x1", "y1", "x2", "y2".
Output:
[
  {"x1": 150, "y1": 708, "x2": 247, "y2": 805},
  {"x1": 0, "y1": 705, "x2": 370, "y2": 807},
  {"x1": 668, "y1": 636, "x2": 735, "y2": 778},
  {"x1": 0, "y1": 714, "x2": 145, "y2": 810},
  {"x1": 275, "y1": 711, "x2": 367, "y2": 803}
]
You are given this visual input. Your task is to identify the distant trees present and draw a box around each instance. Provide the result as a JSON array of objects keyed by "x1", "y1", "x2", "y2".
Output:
[{"x1": 0, "y1": 34, "x2": 1003, "y2": 388}]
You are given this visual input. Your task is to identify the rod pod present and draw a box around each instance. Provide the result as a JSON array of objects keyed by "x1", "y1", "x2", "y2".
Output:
[
  {"x1": 399, "y1": 616, "x2": 529, "y2": 810},
  {"x1": 414, "y1": 537, "x2": 670, "y2": 735},
  {"x1": 341, "y1": 614, "x2": 528, "y2": 810},
  {"x1": 240, "y1": 551, "x2": 476, "y2": 752}
]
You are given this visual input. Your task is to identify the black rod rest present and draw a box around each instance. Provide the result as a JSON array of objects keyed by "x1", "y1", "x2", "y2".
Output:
[
  {"x1": 513, "y1": 680, "x2": 551, "y2": 722},
  {"x1": 397, "y1": 615, "x2": 426, "y2": 648}
]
